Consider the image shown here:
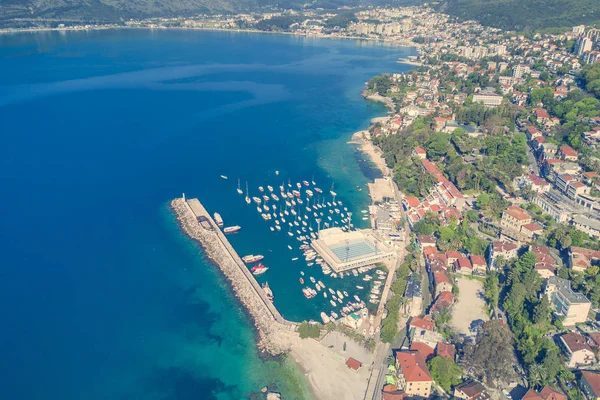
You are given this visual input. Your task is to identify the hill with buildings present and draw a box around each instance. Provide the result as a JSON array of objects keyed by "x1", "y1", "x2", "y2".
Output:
[{"x1": 436, "y1": 0, "x2": 600, "y2": 31}]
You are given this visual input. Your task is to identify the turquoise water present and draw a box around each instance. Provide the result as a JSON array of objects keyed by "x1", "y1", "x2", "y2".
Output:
[{"x1": 0, "y1": 29, "x2": 415, "y2": 399}]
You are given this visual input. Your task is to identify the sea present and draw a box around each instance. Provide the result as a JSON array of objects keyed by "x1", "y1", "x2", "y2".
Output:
[{"x1": 0, "y1": 29, "x2": 416, "y2": 400}]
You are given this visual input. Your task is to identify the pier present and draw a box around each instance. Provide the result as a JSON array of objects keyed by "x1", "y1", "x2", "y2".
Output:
[{"x1": 172, "y1": 196, "x2": 297, "y2": 355}]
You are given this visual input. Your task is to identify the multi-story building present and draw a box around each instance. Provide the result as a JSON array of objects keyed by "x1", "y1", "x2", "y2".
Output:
[
  {"x1": 545, "y1": 277, "x2": 591, "y2": 326},
  {"x1": 488, "y1": 241, "x2": 519, "y2": 270},
  {"x1": 559, "y1": 332, "x2": 596, "y2": 368},
  {"x1": 473, "y1": 92, "x2": 503, "y2": 107},
  {"x1": 572, "y1": 215, "x2": 600, "y2": 240},
  {"x1": 581, "y1": 370, "x2": 600, "y2": 400},
  {"x1": 395, "y1": 351, "x2": 433, "y2": 397},
  {"x1": 577, "y1": 37, "x2": 594, "y2": 56}
]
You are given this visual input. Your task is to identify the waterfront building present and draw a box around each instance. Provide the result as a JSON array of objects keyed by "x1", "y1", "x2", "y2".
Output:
[{"x1": 311, "y1": 228, "x2": 394, "y2": 272}]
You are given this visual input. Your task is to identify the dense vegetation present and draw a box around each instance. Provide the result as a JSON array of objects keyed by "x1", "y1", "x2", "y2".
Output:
[
  {"x1": 298, "y1": 321, "x2": 321, "y2": 338},
  {"x1": 499, "y1": 252, "x2": 573, "y2": 388},
  {"x1": 581, "y1": 64, "x2": 600, "y2": 100},
  {"x1": 427, "y1": 356, "x2": 463, "y2": 392},
  {"x1": 413, "y1": 213, "x2": 490, "y2": 255},
  {"x1": 373, "y1": 111, "x2": 529, "y2": 206},
  {"x1": 462, "y1": 320, "x2": 519, "y2": 387},
  {"x1": 436, "y1": 0, "x2": 600, "y2": 31},
  {"x1": 380, "y1": 255, "x2": 413, "y2": 343}
]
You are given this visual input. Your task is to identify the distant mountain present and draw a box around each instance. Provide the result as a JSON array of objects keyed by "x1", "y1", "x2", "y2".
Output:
[
  {"x1": 437, "y1": 0, "x2": 600, "y2": 31},
  {"x1": 0, "y1": 0, "x2": 425, "y2": 28}
]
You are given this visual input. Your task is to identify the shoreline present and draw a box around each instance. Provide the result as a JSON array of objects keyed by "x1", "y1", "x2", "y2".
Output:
[
  {"x1": 361, "y1": 89, "x2": 396, "y2": 112},
  {"x1": 172, "y1": 198, "x2": 373, "y2": 399},
  {"x1": 0, "y1": 25, "x2": 419, "y2": 49}
]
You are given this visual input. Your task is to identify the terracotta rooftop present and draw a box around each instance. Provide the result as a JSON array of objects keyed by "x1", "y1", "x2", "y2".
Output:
[
  {"x1": 345, "y1": 357, "x2": 362, "y2": 371},
  {"x1": 396, "y1": 351, "x2": 432, "y2": 382},
  {"x1": 504, "y1": 205, "x2": 531, "y2": 221},
  {"x1": 582, "y1": 371, "x2": 600, "y2": 397}
]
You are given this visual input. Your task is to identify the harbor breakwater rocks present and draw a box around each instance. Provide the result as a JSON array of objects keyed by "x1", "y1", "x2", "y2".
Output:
[{"x1": 171, "y1": 198, "x2": 296, "y2": 356}]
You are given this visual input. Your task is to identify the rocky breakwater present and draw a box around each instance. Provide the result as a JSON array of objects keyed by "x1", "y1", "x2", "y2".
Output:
[{"x1": 171, "y1": 198, "x2": 296, "y2": 356}]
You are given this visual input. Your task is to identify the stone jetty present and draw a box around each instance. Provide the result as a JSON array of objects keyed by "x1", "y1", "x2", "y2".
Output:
[{"x1": 171, "y1": 197, "x2": 297, "y2": 355}]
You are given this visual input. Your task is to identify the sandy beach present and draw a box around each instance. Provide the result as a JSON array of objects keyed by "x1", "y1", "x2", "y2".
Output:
[
  {"x1": 289, "y1": 335, "x2": 372, "y2": 400},
  {"x1": 351, "y1": 130, "x2": 390, "y2": 177},
  {"x1": 362, "y1": 90, "x2": 396, "y2": 112}
]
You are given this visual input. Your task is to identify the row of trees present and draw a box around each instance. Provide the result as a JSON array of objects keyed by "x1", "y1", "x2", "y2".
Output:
[{"x1": 380, "y1": 256, "x2": 413, "y2": 343}]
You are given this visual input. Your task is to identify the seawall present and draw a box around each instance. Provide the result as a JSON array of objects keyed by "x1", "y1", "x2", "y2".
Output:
[{"x1": 171, "y1": 197, "x2": 297, "y2": 355}]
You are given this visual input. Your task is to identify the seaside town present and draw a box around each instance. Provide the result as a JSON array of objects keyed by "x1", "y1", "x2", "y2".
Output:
[{"x1": 24, "y1": 4, "x2": 600, "y2": 400}]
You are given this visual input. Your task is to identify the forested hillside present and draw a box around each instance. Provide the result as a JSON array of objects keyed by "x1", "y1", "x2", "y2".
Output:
[{"x1": 436, "y1": 0, "x2": 600, "y2": 31}]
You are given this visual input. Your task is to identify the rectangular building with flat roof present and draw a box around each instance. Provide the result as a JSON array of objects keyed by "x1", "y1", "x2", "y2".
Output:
[
  {"x1": 311, "y1": 227, "x2": 394, "y2": 272},
  {"x1": 546, "y1": 276, "x2": 591, "y2": 326}
]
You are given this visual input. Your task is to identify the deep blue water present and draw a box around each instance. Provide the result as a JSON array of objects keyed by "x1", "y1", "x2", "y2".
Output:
[{"x1": 0, "y1": 29, "x2": 415, "y2": 400}]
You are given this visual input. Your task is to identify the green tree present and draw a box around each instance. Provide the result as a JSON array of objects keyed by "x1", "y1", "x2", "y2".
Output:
[
  {"x1": 428, "y1": 356, "x2": 463, "y2": 392},
  {"x1": 484, "y1": 273, "x2": 500, "y2": 309},
  {"x1": 298, "y1": 321, "x2": 321, "y2": 339}
]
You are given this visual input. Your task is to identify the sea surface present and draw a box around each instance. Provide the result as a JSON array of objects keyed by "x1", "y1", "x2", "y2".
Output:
[{"x1": 0, "y1": 29, "x2": 415, "y2": 400}]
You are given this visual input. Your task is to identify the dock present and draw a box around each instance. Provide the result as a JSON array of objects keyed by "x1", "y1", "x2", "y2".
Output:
[{"x1": 172, "y1": 196, "x2": 297, "y2": 355}]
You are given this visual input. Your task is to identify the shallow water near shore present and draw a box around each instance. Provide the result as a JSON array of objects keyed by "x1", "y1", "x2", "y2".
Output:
[{"x1": 0, "y1": 29, "x2": 415, "y2": 399}]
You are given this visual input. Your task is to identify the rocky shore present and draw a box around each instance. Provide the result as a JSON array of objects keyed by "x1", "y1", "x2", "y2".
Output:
[
  {"x1": 171, "y1": 198, "x2": 295, "y2": 356},
  {"x1": 361, "y1": 89, "x2": 395, "y2": 112}
]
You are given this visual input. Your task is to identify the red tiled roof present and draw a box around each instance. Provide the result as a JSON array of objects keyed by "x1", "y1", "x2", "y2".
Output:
[
  {"x1": 432, "y1": 291, "x2": 455, "y2": 311},
  {"x1": 404, "y1": 196, "x2": 420, "y2": 208},
  {"x1": 396, "y1": 351, "x2": 432, "y2": 382},
  {"x1": 414, "y1": 147, "x2": 426, "y2": 154},
  {"x1": 523, "y1": 223, "x2": 543, "y2": 232},
  {"x1": 346, "y1": 357, "x2": 362, "y2": 370},
  {"x1": 455, "y1": 256, "x2": 473, "y2": 270},
  {"x1": 410, "y1": 341, "x2": 435, "y2": 361},
  {"x1": 382, "y1": 385, "x2": 407, "y2": 400},
  {"x1": 493, "y1": 241, "x2": 518, "y2": 253},
  {"x1": 434, "y1": 270, "x2": 450, "y2": 284},
  {"x1": 582, "y1": 371, "x2": 600, "y2": 397},
  {"x1": 522, "y1": 389, "x2": 544, "y2": 400},
  {"x1": 504, "y1": 205, "x2": 530, "y2": 221},
  {"x1": 539, "y1": 386, "x2": 567, "y2": 400},
  {"x1": 470, "y1": 255, "x2": 486, "y2": 267},
  {"x1": 435, "y1": 342, "x2": 456, "y2": 360},
  {"x1": 409, "y1": 316, "x2": 435, "y2": 331},
  {"x1": 560, "y1": 145, "x2": 578, "y2": 157}
]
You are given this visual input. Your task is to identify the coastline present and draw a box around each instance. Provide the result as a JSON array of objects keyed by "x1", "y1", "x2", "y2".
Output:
[
  {"x1": 0, "y1": 25, "x2": 420, "y2": 50},
  {"x1": 361, "y1": 89, "x2": 396, "y2": 112},
  {"x1": 171, "y1": 198, "x2": 372, "y2": 399}
]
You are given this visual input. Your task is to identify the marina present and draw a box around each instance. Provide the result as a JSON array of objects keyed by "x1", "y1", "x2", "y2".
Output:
[{"x1": 206, "y1": 174, "x2": 396, "y2": 323}]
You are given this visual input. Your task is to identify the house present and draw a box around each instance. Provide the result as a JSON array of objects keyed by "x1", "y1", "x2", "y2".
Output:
[
  {"x1": 417, "y1": 234, "x2": 437, "y2": 249},
  {"x1": 410, "y1": 341, "x2": 435, "y2": 361},
  {"x1": 454, "y1": 256, "x2": 473, "y2": 275},
  {"x1": 412, "y1": 147, "x2": 427, "y2": 159},
  {"x1": 454, "y1": 380, "x2": 492, "y2": 400},
  {"x1": 435, "y1": 342, "x2": 456, "y2": 361},
  {"x1": 346, "y1": 357, "x2": 363, "y2": 371},
  {"x1": 488, "y1": 241, "x2": 519, "y2": 269},
  {"x1": 545, "y1": 277, "x2": 591, "y2": 326},
  {"x1": 569, "y1": 246, "x2": 600, "y2": 272},
  {"x1": 522, "y1": 222, "x2": 544, "y2": 241},
  {"x1": 431, "y1": 290, "x2": 455, "y2": 313},
  {"x1": 559, "y1": 332, "x2": 596, "y2": 368},
  {"x1": 382, "y1": 385, "x2": 408, "y2": 400},
  {"x1": 558, "y1": 145, "x2": 579, "y2": 161},
  {"x1": 501, "y1": 206, "x2": 532, "y2": 233},
  {"x1": 581, "y1": 370, "x2": 600, "y2": 400},
  {"x1": 531, "y1": 245, "x2": 558, "y2": 278},
  {"x1": 445, "y1": 251, "x2": 461, "y2": 268},
  {"x1": 394, "y1": 350, "x2": 433, "y2": 398},
  {"x1": 433, "y1": 270, "x2": 453, "y2": 296},
  {"x1": 408, "y1": 315, "x2": 435, "y2": 332},
  {"x1": 522, "y1": 386, "x2": 567, "y2": 400},
  {"x1": 470, "y1": 255, "x2": 487, "y2": 275}
]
